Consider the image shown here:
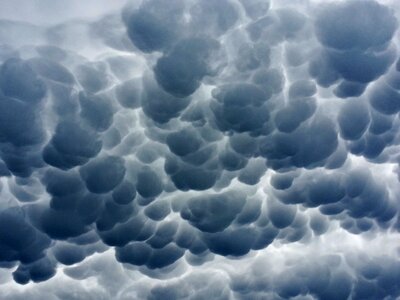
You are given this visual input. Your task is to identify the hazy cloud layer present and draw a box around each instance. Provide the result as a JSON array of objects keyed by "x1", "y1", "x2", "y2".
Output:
[{"x1": 0, "y1": 0, "x2": 399, "y2": 299}]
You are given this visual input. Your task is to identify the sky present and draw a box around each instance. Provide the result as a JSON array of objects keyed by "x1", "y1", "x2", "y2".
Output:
[{"x1": 0, "y1": 0, "x2": 399, "y2": 299}]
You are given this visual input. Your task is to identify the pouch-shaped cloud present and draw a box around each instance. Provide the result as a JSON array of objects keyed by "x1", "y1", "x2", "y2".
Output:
[
  {"x1": 312, "y1": 0, "x2": 398, "y2": 94},
  {"x1": 0, "y1": 0, "x2": 399, "y2": 299}
]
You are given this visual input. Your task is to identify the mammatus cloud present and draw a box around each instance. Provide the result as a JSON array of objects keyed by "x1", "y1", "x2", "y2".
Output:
[{"x1": 0, "y1": 0, "x2": 399, "y2": 299}]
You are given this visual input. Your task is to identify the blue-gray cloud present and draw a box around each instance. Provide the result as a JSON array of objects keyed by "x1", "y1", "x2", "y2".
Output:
[{"x1": 0, "y1": 0, "x2": 399, "y2": 299}]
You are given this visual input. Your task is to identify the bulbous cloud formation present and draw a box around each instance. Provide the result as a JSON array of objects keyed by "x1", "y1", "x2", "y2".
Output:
[{"x1": 0, "y1": 0, "x2": 400, "y2": 299}]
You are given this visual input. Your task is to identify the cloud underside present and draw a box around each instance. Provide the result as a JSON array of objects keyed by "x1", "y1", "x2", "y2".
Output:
[{"x1": 0, "y1": 0, "x2": 399, "y2": 299}]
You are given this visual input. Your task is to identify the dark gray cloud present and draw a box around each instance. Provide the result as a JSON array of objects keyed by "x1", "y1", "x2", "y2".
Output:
[{"x1": 0, "y1": 0, "x2": 399, "y2": 299}]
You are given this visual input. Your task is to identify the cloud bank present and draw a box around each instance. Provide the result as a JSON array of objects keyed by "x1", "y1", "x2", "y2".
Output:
[{"x1": 0, "y1": 0, "x2": 399, "y2": 299}]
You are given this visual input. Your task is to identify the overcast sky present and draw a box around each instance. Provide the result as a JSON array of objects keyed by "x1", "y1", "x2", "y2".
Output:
[{"x1": 0, "y1": 0, "x2": 399, "y2": 299}]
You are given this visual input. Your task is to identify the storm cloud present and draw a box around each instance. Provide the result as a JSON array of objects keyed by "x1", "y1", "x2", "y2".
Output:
[{"x1": 0, "y1": 0, "x2": 399, "y2": 299}]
